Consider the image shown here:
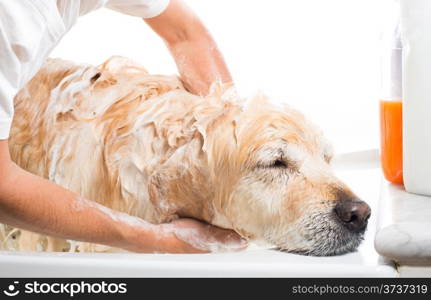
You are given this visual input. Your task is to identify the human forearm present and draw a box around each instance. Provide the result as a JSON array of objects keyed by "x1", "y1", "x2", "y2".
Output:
[
  {"x1": 167, "y1": 36, "x2": 232, "y2": 95},
  {"x1": 0, "y1": 162, "x2": 160, "y2": 252},
  {"x1": 145, "y1": 0, "x2": 232, "y2": 95}
]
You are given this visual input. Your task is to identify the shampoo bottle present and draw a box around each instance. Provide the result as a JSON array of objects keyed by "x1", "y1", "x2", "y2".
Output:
[{"x1": 401, "y1": 0, "x2": 431, "y2": 196}]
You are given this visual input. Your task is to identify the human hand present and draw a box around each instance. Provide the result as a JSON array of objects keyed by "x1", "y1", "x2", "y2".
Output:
[
  {"x1": 159, "y1": 218, "x2": 248, "y2": 253},
  {"x1": 125, "y1": 217, "x2": 248, "y2": 254}
]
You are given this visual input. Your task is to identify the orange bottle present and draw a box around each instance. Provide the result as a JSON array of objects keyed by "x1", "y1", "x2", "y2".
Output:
[
  {"x1": 380, "y1": 19, "x2": 403, "y2": 184},
  {"x1": 380, "y1": 100, "x2": 403, "y2": 184}
]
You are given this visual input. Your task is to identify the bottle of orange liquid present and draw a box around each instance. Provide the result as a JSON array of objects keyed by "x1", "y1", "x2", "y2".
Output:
[{"x1": 380, "y1": 20, "x2": 403, "y2": 185}]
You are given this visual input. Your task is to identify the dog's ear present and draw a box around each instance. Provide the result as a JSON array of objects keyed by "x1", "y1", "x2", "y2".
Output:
[{"x1": 148, "y1": 153, "x2": 216, "y2": 224}]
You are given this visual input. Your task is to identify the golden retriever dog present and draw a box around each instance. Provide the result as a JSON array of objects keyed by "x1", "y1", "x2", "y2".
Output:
[{"x1": 0, "y1": 57, "x2": 371, "y2": 256}]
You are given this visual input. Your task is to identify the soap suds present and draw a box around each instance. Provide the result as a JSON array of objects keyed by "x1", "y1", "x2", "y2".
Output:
[
  {"x1": 72, "y1": 196, "x2": 246, "y2": 253},
  {"x1": 73, "y1": 196, "x2": 153, "y2": 230}
]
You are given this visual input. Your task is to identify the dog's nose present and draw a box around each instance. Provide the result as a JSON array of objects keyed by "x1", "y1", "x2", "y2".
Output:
[{"x1": 334, "y1": 199, "x2": 371, "y2": 232}]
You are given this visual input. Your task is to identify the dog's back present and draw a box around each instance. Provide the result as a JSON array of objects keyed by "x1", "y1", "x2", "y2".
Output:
[{"x1": 4, "y1": 57, "x2": 193, "y2": 252}]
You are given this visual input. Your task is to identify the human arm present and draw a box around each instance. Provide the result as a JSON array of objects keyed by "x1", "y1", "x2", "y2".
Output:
[
  {"x1": 0, "y1": 140, "x2": 246, "y2": 253},
  {"x1": 144, "y1": 0, "x2": 233, "y2": 95}
]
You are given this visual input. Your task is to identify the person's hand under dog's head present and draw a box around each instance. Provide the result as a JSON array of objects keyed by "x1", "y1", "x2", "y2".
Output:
[
  {"x1": 125, "y1": 217, "x2": 248, "y2": 254},
  {"x1": 163, "y1": 218, "x2": 248, "y2": 253}
]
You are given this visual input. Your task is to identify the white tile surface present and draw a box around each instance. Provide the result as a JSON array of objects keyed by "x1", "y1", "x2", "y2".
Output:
[{"x1": 375, "y1": 180, "x2": 431, "y2": 265}]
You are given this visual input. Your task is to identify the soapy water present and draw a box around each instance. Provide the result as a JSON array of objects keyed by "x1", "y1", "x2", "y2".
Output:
[{"x1": 73, "y1": 197, "x2": 247, "y2": 253}]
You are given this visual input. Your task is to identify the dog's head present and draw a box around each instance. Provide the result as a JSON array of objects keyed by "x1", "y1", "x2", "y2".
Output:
[{"x1": 198, "y1": 94, "x2": 371, "y2": 256}]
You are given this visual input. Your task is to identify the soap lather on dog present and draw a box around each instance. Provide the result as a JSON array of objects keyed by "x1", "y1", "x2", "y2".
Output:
[{"x1": 2, "y1": 57, "x2": 371, "y2": 256}]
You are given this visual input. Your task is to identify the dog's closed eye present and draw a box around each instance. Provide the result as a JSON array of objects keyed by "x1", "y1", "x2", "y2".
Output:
[
  {"x1": 254, "y1": 146, "x2": 296, "y2": 171},
  {"x1": 272, "y1": 159, "x2": 288, "y2": 168},
  {"x1": 257, "y1": 158, "x2": 289, "y2": 169}
]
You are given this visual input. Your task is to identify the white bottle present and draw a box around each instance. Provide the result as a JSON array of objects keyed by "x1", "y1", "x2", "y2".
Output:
[{"x1": 401, "y1": 0, "x2": 431, "y2": 196}]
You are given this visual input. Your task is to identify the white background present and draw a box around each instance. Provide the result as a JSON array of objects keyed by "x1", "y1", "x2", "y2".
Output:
[{"x1": 52, "y1": 0, "x2": 390, "y2": 154}]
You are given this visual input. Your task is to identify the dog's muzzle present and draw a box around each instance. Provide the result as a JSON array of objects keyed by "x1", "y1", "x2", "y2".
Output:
[{"x1": 333, "y1": 198, "x2": 371, "y2": 232}]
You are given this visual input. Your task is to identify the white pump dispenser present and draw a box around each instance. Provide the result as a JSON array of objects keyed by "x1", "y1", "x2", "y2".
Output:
[{"x1": 401, "y1": 0, "x2": 431, "y2": 196}]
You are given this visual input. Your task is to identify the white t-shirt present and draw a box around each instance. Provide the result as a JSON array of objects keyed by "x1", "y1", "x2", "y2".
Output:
[{"x1": 0, "y1": 0, "x2": 170, "y2": 140}]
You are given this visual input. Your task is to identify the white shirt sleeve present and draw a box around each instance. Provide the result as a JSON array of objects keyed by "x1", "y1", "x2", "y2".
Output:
[
  {"x1": 0, "y1": 47, "x2": 18, "y2": 140},
  {"x1": 0, "y1": 6, "x2": 22, "y2": 140},
  {"x1": 0, "y1": 71, "x2": 16, "y2": 140},
  {"x1": 105, "y1": 0, "x2": 170, "y2": 19}
]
